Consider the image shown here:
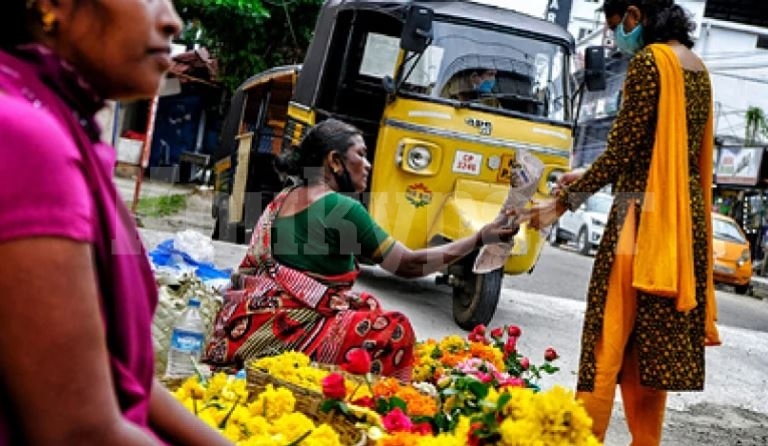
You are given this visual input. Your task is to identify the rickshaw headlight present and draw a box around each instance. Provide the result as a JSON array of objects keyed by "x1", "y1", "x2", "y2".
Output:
[{"x1": 406, "y1": 146, "x2": 432, "y2": 171}]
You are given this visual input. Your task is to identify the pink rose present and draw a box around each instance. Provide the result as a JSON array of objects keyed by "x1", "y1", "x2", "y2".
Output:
[
  {"x1": 382, "y1": 407, "x2": 413, "y2": 432},
  {"x1": 500, "y1": 377, "x2": 526, "y2": 388},
  {"x1": 519, "y1": 357, "x2": 530, "y2": 370}
]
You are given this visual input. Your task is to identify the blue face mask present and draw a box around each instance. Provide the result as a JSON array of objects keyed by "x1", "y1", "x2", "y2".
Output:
[
  {"x1": 615, "y1": 17, "x2": 644, "y2": 55},
  {"x1": 475, "y1": 79, "x2": 495, "y2": 94}
]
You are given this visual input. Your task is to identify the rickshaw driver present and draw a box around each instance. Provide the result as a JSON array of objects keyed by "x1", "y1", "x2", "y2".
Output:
[{"x1": 440, "y1": 68, "x2": 501, "y2": 107}]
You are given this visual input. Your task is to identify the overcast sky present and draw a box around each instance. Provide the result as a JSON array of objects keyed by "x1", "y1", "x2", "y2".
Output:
[{"x1": 470, "y1": 0, "x2": 550, "y2": 19}]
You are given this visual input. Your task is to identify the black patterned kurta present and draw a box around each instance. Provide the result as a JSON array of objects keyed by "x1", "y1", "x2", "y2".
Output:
[{"x1": 560, "y1": 47, "x2": 712, "y2": 391}]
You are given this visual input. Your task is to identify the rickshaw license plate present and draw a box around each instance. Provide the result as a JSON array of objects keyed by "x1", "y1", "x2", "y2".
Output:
[
  {"x1": 452, "y1": 150, "x2": 482, "y2": 175},
  {"x1": 496, "y1": 153, "x2": 517, "y2": 183}
]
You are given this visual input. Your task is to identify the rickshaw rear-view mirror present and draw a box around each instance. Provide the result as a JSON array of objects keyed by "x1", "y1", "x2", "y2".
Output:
[
  {"x1": 400, "y1": 5, "x2": 434, "y2": 53},
  {"x1": 584, "y1": 46, "x2": 607, "y2": 92}
]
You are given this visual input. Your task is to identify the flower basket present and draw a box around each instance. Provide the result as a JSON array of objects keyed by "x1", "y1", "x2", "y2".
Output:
[{"x1": 247, "y1": 367, "x2": 368, "y2": 445}]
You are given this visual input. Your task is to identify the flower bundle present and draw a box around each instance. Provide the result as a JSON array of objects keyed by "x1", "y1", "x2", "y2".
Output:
[
  {"x1": 172, "y1": 372, "x2": 343, "y2": 445},
  {"x1": 318, "y1": 326, "x2": 600, "y2": 445}
]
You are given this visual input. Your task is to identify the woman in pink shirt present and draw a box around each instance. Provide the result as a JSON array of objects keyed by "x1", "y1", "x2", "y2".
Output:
[{"x1": 0, "y1": 1, "x2": 229, "y2": 444}]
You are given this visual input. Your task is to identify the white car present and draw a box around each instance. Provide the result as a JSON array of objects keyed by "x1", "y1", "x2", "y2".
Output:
[{"x1": 549, "y1": 192, "x2": 613, "y2": 255}]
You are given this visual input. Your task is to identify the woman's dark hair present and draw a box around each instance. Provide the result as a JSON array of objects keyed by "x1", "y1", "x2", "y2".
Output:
[
  {"x1": 602, "y1": 0, "x2": 629, "y2": 19},
  {"x1": 629, "y1": 0, "x2": 696, "y2": 49},
  {"x1": 274, "y1": 118, "x2": 362, "y2": 182},
  {"x1": 0, "y1": 1, "x2": 34, "y2": 49}
]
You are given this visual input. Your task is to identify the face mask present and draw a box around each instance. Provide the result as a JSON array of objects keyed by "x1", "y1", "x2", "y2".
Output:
[
  {"x1": 615, "y1": 16, "x2": 644, "y2": 55},
  {"x1": 475, "y1": 79, "x2": 495, "y2": 94}
]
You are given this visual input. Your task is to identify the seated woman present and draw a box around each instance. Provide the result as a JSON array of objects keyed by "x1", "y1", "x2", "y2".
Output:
[{"x1": 205, "y1": 119, "x2": 517, "y2": 380}]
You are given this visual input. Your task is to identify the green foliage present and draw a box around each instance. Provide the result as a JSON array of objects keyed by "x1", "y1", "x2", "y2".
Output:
[
  {"x1": 745, "y1": 106, "x2": 768, "y2": 146},
  {"x1": 175, "y1": 0, "x2": 324, "y2": 92},
  {"x1": 135, "y1": 194, "x2": 188, "y2": 217}
]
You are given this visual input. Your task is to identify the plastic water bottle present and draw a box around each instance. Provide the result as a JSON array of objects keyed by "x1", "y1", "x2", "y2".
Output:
[{"x1": 165, "y1": 297, "x2": 206, "y2": 378}]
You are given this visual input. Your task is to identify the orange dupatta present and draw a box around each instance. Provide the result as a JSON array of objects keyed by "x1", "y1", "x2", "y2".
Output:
[{"x1": 632, "y1": 44, "x2": 721, "y2": 346}]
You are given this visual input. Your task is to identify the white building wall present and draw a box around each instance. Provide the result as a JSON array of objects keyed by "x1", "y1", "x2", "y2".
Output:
[
  {"x1": 697, "y1": 21, "x2": 768, "y2": 140},
  {"x1": 570, "y1": 0, "x2": 768, "y2": 141}
]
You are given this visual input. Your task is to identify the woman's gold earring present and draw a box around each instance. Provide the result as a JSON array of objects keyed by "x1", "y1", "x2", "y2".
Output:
[{"x1": 41, "y1": 10, "x2": 57, "y2": 33}]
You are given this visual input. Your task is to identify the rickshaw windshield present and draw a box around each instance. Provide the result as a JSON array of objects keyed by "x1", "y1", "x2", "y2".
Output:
[{"x1": 359, "y1": 19, "x2": 570, "y2": 121}]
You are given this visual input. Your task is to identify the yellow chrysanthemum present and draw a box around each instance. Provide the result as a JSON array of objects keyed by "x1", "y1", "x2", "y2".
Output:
[{"x1": 304, "y1": 424, "x2": 344, "y2": 446}]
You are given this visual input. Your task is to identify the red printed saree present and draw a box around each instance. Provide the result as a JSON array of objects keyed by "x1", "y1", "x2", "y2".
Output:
[{"x1": 204, "y1": 188, "x2": 415, "y2": 380}]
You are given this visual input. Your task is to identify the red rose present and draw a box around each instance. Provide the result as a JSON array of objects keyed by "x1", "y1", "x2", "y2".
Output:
[
  {"x1": 468, "y1": 421, "x2": 484, "y2": 446},
  {"x1": 411, "y1": 422, "x2": 433, "y2": 435},
  {"x1": 471, "y1": 324, "x2": 486, "y2": 337},
  {"x1": 507, "y1": 325, "x2": 522, "y2": 338},
  {"x1": 519, "y1": 357, "x2": 530, "y2": 370},
  {"x1": 490, "y1": 327, "x2": 504, "y2": 340},
  {"x1": 342, "y1": 348, "x2": 372, "y2": 375},
  {"x1": 544, "y1": 347, "x2": 559, "y2": 362},
  {"x1": 321, "y1": 372, "x2": 346, "y2": 400},
  {"x1": 352, "y1": 396, "x2": 375, "y2": 409},
  {"x1": 504, "y1": 337, "x2": 517, "y2": 355}
]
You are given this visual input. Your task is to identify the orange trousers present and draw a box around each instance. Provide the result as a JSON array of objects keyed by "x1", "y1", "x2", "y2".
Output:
[{"x1": 576, "y1": 206, "x2": 667, "y2": 445}]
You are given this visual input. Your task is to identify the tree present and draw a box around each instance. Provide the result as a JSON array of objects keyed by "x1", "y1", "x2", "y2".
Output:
[
  {"x1": 175, "y1": 0, "x2": 324, "y2": 91},
  {"x1": 745, "y1": 106, "x2": 768, "y2": 146}
]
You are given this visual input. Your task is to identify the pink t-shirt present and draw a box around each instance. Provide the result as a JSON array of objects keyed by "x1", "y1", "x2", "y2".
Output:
[{"x1": 0, "y1": 49, "x2": 160, "y2": 443}]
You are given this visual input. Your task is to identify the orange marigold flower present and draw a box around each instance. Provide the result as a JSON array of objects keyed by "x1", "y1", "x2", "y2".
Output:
[
  {"x1": 395, "y1": 387, "x2": 438, "y2": 417},
  {"x1": 373, "y1": 377, "x2": 402, "y2": 398}
]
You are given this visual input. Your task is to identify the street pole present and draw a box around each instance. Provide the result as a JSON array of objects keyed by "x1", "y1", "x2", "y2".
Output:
[{"x1": 131, "y1": 95, "x2": 159, "y2": 213}]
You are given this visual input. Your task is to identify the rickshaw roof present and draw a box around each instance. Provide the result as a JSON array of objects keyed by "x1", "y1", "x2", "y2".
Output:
[
  {"x1": 318, "y1": 0, "x2": 574, "y2": 46},
  {"x1": 237, "y1": 64, "x2": 301, "y2": 92}
]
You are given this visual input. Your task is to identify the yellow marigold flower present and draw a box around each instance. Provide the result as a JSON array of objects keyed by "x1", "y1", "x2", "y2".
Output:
[
  {"x1": 221, "y1": 422, "x2": 243, "y2": 442},
  {"x1": 270, "y1": 413, "x2": 315, "y2": 442},
  {"x1": 248, "y1": 384, "x2": 296, "y2": 421},
  {"x1": 197, "y1": 410, "x2": 219, "y2": 430},
  {"x1": 500, "y1": 387, "x2": 537, "y2": 419},
  {"x1": 228, "y1": 405, "x2": 252, "y2": 427},
  {"x1": 305, "y1": 424, "x2": 343, "y2": 446},
  {"x1": 378, "y1": 432, "x2": 423, "y2": 446},
  {"x1": 243, "y1": 416, "x2": 271, "y2": 437},
  {"x1": 411, "y1": 363, "x2": 434, "y2": 383},
  {"x1": 453, "y1": 417, "x2": 471, "y2": 443},
  {"x1": 498, "y1": 418, "x2": 542, "y2": 445},
  {"x1": 438, "y1": 335, "x2": 467, "y2": 354}
]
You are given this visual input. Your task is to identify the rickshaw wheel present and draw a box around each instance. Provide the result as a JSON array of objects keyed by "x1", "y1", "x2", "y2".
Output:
[{"x1": 452, "y1": 263, "x2": 503, "y2": 330}]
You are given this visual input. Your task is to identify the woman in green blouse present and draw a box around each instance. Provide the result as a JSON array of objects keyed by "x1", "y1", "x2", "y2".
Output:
[{"x1": 205, "y1": 119, "x2": 517, "y2": 379}]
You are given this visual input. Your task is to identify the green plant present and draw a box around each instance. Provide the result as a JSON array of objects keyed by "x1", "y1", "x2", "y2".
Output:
[
  {"x1": 745, "y1": 106, "x2": 768, "y2": 146},
  {"x1": 175, "y1": 0, "x2": 324, "y2": 91},
  {"x1": 135, "y1": 194, "x2": 188, "y2": 217}
]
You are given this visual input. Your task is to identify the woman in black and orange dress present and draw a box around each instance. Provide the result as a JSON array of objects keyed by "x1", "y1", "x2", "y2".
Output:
[{"x1": 523, "y1": 1, "x2": 721, "y2": 444}]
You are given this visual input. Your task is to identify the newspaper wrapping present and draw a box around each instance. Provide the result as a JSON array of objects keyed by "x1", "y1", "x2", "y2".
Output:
[{"x1": 472, "y1": 149, "x2": 545, "y2": 274}]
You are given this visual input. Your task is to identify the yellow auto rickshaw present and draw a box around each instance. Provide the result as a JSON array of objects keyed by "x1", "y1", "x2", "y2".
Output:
[{"x1": 212, "y1": 0, "x2": 605, "y2": 329}]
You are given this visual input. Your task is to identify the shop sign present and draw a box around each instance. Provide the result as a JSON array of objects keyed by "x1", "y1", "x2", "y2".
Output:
[{"x1": 715, "y1": 146, "x2": 764, "y2": 185}]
